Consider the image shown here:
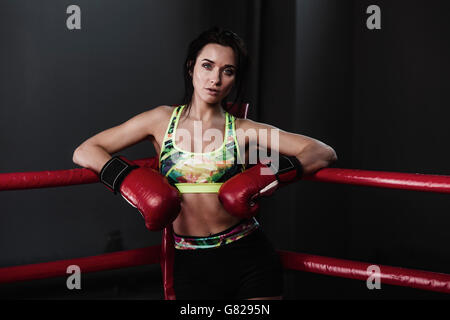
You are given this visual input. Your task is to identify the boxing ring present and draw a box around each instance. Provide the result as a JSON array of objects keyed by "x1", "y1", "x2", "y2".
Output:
[
  {"x1": 1, "y1": 103, "x2": 450, "y2": 299},
  {"x1": 1, "y1": 160, "x2": 450, "y2": 298}
]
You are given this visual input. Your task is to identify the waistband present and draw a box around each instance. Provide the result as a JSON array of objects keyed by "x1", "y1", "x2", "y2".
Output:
[
  {"x1": 174, "y1": 183, "x2": 223, "y2": 193},
  {"x1": 174, "y1": 218, "x2": 260, "y2": 250}
]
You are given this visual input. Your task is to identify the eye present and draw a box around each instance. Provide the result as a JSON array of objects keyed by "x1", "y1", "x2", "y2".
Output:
[
  {"x1": 202, "y1": 63, "x2": 212, "y2": 69},
  {"x1": 224, "y1": 69, "x2": 235, "y2": 76}
]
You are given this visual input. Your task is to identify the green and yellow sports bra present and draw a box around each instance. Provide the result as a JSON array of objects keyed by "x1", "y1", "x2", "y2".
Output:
[{"x1": 159, "y1": 105, "x2": 246, "y2": 193}]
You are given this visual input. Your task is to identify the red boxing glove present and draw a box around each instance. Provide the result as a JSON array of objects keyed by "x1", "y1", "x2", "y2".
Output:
[
  {"x1": 134, "y1": 156, "x2": 159, "y2": 170},
  {"x1": 218, "y1": 155, "x2": 303, "y2": 219},
  {"x1": 100, "y1": 156, "x2": 181, "y2": 231}
]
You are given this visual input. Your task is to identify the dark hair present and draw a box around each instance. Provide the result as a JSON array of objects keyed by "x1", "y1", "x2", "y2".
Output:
[{"x1": 181, "y1": 26, "x2": 250, "y2": 118}]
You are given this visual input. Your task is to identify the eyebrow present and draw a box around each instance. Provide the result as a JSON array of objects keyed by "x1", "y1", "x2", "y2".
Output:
[{"x1": 201, "y1": 59, "x2": 236, "y2": 69}]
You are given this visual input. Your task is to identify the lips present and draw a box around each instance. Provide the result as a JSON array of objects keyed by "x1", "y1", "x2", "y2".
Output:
[{"x1": 206, "y1": 88, "x2": 219, "y2": 96}]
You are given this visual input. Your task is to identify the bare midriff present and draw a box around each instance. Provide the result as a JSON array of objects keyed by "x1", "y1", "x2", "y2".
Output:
[{"x1": 149, "y1": 106, "x2": 250, "y2": 237}]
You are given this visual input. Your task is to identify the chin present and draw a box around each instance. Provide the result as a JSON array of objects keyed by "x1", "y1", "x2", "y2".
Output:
[{"x1": 202, "y1": 95, "x2": 221, "y2": 105}]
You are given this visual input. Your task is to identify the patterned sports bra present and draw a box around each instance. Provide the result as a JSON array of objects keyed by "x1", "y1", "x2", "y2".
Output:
[{"x1": 159, "y1": 105, "x2": 246, "y2": 193}]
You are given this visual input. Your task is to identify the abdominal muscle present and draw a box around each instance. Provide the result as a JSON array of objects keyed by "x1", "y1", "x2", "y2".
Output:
[{"x1": 173, "y1": 193, "x2": 242, "y2": 237}]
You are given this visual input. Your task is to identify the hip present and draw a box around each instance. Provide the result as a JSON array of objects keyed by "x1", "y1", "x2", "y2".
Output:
[{"x1": 174, "y1": 217, "x2": 260, "y2": 250}]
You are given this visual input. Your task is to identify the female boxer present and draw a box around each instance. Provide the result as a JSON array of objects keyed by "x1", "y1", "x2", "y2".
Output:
[{"x1": 73, "y1": 27, "x2": 337, "y2": 300}]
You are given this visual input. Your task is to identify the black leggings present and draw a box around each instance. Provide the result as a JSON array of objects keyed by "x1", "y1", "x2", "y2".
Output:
[{"x1": 173, "y1": 227, "x2": 283, "y2": 300}]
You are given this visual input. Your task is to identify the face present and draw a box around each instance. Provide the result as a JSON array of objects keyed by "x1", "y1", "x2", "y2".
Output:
[{"x1": 190, "y1": 43, "x2": 237, "y2": 105}]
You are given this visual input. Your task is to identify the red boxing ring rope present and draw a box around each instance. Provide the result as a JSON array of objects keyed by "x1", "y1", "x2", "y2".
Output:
[
  {"x1": 1, "y1": 246, "x2": 450, "y2": 294},
  {"x1": 1, "y1": 159, "x2": 450, "y2": 295},
  {"x1": 2, "y1": 159, "x2": 450, "y2": 194},
  {"x1": 0, "y1": 246, "x2": 161, "y2": 284}
]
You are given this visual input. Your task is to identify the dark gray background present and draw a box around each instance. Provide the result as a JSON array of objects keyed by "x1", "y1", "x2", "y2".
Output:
[{"x1": 1, "y1": 0, "x2": 450, "y2": 299}]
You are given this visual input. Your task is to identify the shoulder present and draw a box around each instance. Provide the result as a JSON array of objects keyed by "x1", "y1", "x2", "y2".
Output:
[
  {"x1": 234, "y1": 118, "x2": 279, "y2": 132},
  {"x1": 136, "y1": 105, "x2": 177, "y2": 125},
  {"x1": 122, "y1": 105, "x2": 175, "y2": 137},
  {"x1": 145, "y1": 104, "x2": 174, "y2": 118}
]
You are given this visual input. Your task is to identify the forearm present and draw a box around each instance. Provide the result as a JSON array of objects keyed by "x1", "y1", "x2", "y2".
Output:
[
  {"x1": 295, "y1": 142, "x2": 338, "y2": 176},
  {"x1": 72, "y1": 143, "x2": 112, "y2": 173}
]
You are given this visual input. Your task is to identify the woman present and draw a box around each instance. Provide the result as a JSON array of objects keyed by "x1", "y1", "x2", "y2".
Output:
[{"x1": 73, "y1": 27, "x2": 337, "y2": 300}]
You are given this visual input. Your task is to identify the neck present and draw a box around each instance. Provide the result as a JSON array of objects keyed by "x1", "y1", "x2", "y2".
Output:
[{"x1": 186, "y1": 94, "x2": 224, "y2": 122}]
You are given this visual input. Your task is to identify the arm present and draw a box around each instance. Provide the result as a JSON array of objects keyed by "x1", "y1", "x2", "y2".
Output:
[
  {"x1": 284, "y1": 141, "x2": 337, "y2": 176},
  {"x1": 239, "y1": 118, "x2": 338, "y2": 175},
  {"x1": 72, "y1": 105, "x2": 180, "y2": 231},
  {"x1": 72, "y1": 105, "x2": 169, "y2": 172},
  {"x1": 220, "y1": 119, "x2": 338, "y2": 218}
]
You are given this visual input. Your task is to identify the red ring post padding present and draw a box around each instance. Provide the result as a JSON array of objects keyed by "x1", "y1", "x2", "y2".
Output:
[{"x1": 161, "y1": 225, "x2": 176, "y2": 300}]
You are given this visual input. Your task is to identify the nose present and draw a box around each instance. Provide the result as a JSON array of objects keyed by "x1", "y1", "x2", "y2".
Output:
[{"x1": 210, "y1": 69, "x2": 222, "y2": 86}]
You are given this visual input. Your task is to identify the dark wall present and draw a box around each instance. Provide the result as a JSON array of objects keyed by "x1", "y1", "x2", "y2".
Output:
[
  {"x1": 0, "y1": 0, "x2": 263, "y2": 299},
  {"x1": 348, "y1": 0, "x2": 450, "y2": 298},
  {"x1": 285, "y1": 0, "x2": 450, "y2": 299},
  {"x1": 0, "y1": 0, "x2": 200, "y2": 265},
  {"x1": 288, "y1": 0, "x2": 355, "y2": 298},
  {"x1": 1, "y1": 0, "x2": 450, "y2": 299}
]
